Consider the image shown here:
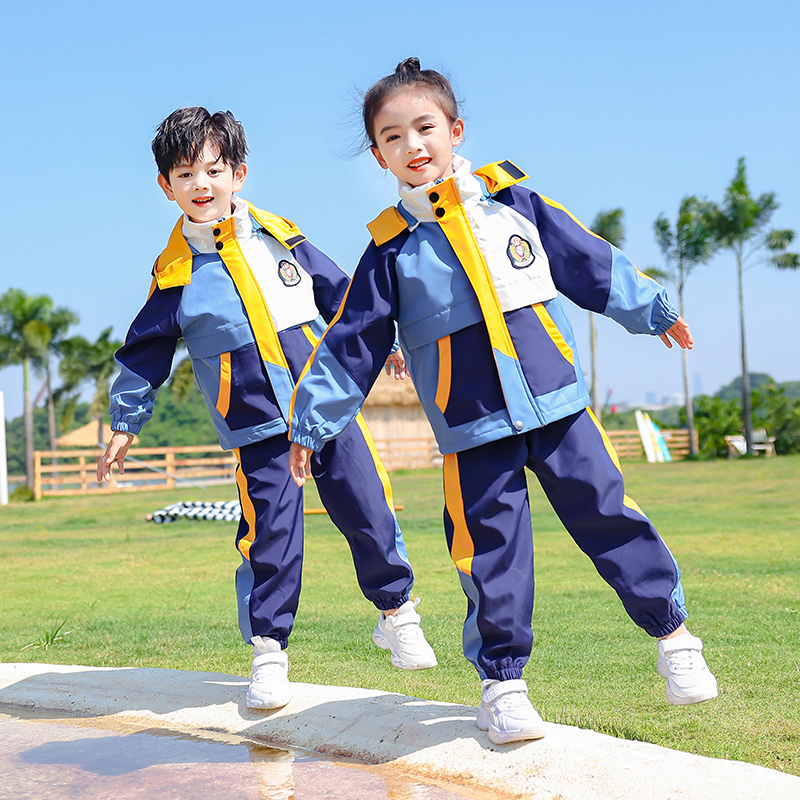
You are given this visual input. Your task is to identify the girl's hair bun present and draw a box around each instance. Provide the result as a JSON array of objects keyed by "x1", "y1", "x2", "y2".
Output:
[{"x1": 395, "y1": 57, "x2": 421, "y2": 74}]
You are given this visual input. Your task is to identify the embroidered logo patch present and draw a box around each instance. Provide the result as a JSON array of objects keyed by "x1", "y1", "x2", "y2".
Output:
[
  {"x1": 506, "y1": 235, "x2": 535, "y2": 269},
  {"x1": 278, "y1": 260, "x2": 301, "y2": 287}
]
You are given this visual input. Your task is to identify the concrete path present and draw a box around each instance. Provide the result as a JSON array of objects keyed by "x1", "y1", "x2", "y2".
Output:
[{"x1": 1, "y1": 663, "x2": 797, "y2": 800}]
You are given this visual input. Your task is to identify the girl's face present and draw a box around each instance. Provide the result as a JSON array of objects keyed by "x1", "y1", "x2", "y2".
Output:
[{"x1": 370, "y1": 88, "x2": 464, "y2": 187}]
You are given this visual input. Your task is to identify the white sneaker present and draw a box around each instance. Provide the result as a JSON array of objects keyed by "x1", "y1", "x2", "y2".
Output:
[
  {"x1": 246, "y1": 636, "x2": 291, "y2": 710},
  {"x1": 657, "y1": 632, "x2": 718, "y2": 705},
  {"x1": 371, "y1": 598, "x2": 438, "y2": 670},
  {"x1": 476, "y1": 679, "x2": 546, "y2": 744}
]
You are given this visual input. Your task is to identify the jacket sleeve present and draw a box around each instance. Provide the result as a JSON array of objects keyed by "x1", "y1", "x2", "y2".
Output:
[
  {"x1": 108, "y1": 283, "x2": 182, "y2": 435},
  {"x1": 289, "y1": 240, "x2": 399, "y2": 450},
  {"x1": 500, "y1": 185, "x2": 679, "y2": 335},
  {"x1": 291, "y1": 240, "x2": 352, "y2": 324}
]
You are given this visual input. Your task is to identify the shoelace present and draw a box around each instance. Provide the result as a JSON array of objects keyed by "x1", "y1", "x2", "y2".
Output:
[
  {"x1": 393, "y1": 622, "x2": 425, "y2": 642},
  {"x1": 665, "y1": 647, "x2": 704, "y2": 675},
  {"x1": 253, "y1": 659, "x2": 285, "y2": 681}
]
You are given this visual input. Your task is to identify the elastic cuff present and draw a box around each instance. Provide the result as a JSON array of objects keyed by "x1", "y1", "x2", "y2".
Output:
[
  {"x1": 647, "y1": 609, "x2": 689, "y2": 639},
  {"x1": 250, "y1": 635, "x2": 288, "y2": 650},
  {"x1": 288, "y1": 429, "x2": 323, "y2": 451},
  {"x1": 652, "y1": 293, "x2": 680, "y2": 335},
  {"x1": 112, "y1": 421, "x2": 142, "y2": 435},
  {"x1": 372, "y1": 593, "x2": 410, "y2": 612},
  {"x1": 484, "y1": 666, "x2": 524, "y2": 682}
]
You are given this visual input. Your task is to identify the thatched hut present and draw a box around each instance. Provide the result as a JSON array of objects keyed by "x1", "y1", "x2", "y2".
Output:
[{"x1": 361, "y1": 371, "x2": 440, "y2": 471}]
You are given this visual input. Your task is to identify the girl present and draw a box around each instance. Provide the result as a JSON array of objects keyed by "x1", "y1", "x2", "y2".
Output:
[{"x1": 289, "y1": 59, "x2": 717, "y2": 745}]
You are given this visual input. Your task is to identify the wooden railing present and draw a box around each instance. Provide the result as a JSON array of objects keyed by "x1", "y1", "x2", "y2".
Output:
[
  {"x1": 606, "y1": 428, "x2": 697, "y2": 460},
  {"x1": 33, "y1": 445, "x2": 237, "y2": 500},
  {"x1": 32, "y1": 428, "x2": 697, "y2": 499}
]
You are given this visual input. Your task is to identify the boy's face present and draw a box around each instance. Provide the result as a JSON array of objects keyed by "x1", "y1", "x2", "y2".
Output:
[{"x1": 158, "y1": 141, "x2": 247, "y2": 223}]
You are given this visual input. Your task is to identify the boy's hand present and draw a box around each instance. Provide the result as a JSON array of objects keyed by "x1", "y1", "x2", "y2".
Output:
[
  {"x1": 96, "y1": 432, "x2": 134, "y2": 483},
  {"x1": 659, "y1": 317, "x2": 694, "y2": 350},
  {"x1": 384, "y1": 350, "x2": 407, "y2": 380},
  {"x1": 289, "y1": 442, "x2": 313, "y2": 487}
]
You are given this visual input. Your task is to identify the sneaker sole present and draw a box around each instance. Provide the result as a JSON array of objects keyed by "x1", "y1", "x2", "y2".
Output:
[
  {"x1": 246, "y1": 690, "x2": 292, "y2": 710},
  {"x1": 476, "y1": 719, "x2": 546, "y2": 744},
  {"x1": 476, "y1": 709, "x2": 546, "y2": 744},
  {"x1": 666, "y1": 685, "x2": 719, "y2": 706},
  {"x1": 371, "y1": 629, "x2": 438, "y2": 670}
]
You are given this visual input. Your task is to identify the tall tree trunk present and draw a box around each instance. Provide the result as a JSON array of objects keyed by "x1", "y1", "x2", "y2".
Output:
[
  {"x1": 737, "y1": 250, "x2": 754, "y2": 455},
  {"x1": 589, "y1": 311, "x2": 601, "y2": 422},
  {"x1": 96, "y1": 415, "x2": 104, "y2": 449},
  {"x1": 45, "y1": 368, "x2": 59, "y2": 491},
  {"x1": 45, "y1": 370, "x2": 57, "y2": 451},
  {"x1": 23, "y1": 357, "x2": 34, "y2": 490},
  {"x1": 678, "y1": 293, "x2": 696, "y2": 456}
]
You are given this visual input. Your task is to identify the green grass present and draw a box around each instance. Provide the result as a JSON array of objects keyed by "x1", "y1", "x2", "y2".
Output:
[{"x1": 2, "y1": 456, "x2": 799, "y2": 775}]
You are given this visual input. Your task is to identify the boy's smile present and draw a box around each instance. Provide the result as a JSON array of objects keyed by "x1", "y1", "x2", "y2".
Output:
[
  {"x1": 371, "y1": 89, "x2": 464, "y2": 188},
  {"x1": 158, "y1": 141, "x2": 247, "y2": 223}
]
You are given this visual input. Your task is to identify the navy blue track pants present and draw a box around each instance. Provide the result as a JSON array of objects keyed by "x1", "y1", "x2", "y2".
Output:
[
  {"x1": 234, "y1": 415, "x2": 413, "y2": 647},
  {"x1": 442, "y1": 408, "x2": 688, "y2": 682}
]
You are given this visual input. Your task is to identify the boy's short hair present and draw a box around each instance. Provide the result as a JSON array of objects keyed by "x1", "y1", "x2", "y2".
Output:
[{"x1": 152, "y1": 107, "x2": 248, "y2": 179}]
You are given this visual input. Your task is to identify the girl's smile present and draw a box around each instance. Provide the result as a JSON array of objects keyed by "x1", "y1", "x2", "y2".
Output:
[{"x1": 370, "y1": 89, "x2": 464, "y2": 187}]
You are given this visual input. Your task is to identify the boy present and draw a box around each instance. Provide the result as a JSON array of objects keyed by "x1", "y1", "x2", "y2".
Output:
[{"x1": 97, "y1": 107, "x2": 436, "y2": 710}]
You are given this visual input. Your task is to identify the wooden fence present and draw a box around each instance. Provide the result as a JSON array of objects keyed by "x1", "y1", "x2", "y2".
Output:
[
  {"x1": 33, "y1": 445, "x2": 237, "y2": 500},
  {"x1": 32, "y1": 428, "x2": 696, "y2": 499}
]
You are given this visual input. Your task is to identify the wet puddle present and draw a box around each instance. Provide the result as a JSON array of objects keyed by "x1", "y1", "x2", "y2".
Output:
[{"x1": 0, "y1": 705, "x2": 494, "y2": 800}]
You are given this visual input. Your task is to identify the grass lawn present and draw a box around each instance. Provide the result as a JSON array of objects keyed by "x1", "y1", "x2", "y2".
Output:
[{"x1": 1, "y1": 455, "x2": 798, "y2": 775}]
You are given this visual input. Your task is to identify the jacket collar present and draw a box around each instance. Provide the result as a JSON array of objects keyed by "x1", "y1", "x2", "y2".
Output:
[
  {"x1": 153, "y1": 199, "x2": 307, "y2": 290},
  {"x1": 182, "y1": 196, "x2": 253, "y2": 254},
  {"x1": 398, "y1": 155, "x2": 485, "y2": 227}
]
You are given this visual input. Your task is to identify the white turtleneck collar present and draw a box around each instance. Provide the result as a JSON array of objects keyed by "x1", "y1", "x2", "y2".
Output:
[
  {"x1": 182, "y1": 195, "x2": 254, "y2": 253},
  {"x1": 397, "y1": 155, "x2": 486, "y2": 225}
]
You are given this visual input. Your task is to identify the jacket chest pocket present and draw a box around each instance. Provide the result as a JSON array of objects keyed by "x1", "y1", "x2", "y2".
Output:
[{"x1": 215, "y1": 342, "x2": 281, "y2": 430}]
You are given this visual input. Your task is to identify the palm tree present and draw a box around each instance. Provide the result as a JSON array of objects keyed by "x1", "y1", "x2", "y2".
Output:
[
  {"x1": 589, "y1": 209, "x2": 625, "y2": 422},
  {"x1": 0, "y1": 289, "x2": 64, "y2": 488},
  {"x1": 58, "y1": 328, "x2": 123, "y2": 447},
  {"x1": 710, "y1": 158, "x2": 798, "y2": 454},
  {"x1": 654, "y1": 197, "x2": 718, "y2": 456},
  {"x1": 40, "y1": 307, "x2": 80, "y2": 451}
]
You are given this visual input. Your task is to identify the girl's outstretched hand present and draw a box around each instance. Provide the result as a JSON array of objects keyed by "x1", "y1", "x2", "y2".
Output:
[
  {"x1": 384, "y1": 350, "x2": 407, "y2": 380},
  {"x1": 659, "y1": 317, "x2": 694, "y2": 350},
  {"x1": 289, "y1": 442, "x2": 313, "y2": 487}
]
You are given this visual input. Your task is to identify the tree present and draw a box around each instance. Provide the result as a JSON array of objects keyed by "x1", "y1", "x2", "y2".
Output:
[
  {"x1": 0, "y1": 289, "x2": 71, "y2": 489},
  {"x1": 589, "y1": 209, "x2": 626, "y2": 422},
  {"x1": 653, "y1": 197, "x2": 718, "y2": 456},
  {"x1": 58, "y1": 328, "x2": 123, "y2": 447},
  {"x1": 39, "y1": 306, "x2": 79, "y2": 451},
  {"x1": 710, "y1": 158, "x2": 798, "y2": 455}
]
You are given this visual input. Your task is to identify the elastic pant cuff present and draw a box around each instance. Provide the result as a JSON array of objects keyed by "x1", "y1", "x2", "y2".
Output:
[
  {"x1": 484, "y1": 666, "x2": 524, "y2": 682},
  {"x1": 647, "y1": 610, "x2": 689, "y2": 639},
  {"x1": 250, "y1": 634, "x2": 289, "y2": 650},
  {"x1": 372, "y1": 593, "x2": 410, "y2": 612}
]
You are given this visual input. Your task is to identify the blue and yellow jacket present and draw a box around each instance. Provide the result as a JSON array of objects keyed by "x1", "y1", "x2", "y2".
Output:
[
  {"x1": 109, "y1": 199, "x2": 350, "y2": 450},
  {"x1": 290, "y1": 157, "x2": 679, "y2": 455}
]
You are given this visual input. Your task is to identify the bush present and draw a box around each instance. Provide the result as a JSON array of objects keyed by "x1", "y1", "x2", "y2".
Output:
[
  {"x1": 683, "y1": 395, "x2": 742, "y2": 458},
  {"x1": 753, "y1": 383, "x2": 800, "y2": 454},
  {"x1": 9, "y1": 484, "x2": 35, "y2": 502},
  {"x1": 685, "y1": 382, "x2": 800, "y2": 457}
]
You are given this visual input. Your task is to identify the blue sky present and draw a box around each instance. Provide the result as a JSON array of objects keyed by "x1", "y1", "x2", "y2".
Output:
[{"x1": 1, "y1": 1, "x2": 798, "y2": 421}]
